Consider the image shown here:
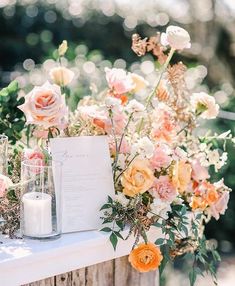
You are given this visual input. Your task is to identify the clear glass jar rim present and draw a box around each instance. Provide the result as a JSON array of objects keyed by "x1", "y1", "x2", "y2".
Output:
[{"x1": 21, "y1": 159, "x2": 62, "y2": 169}]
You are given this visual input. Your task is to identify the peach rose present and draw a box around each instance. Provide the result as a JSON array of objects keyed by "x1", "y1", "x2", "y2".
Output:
[
  {"x1": 121, "y1": 159, "x2": 154, "y2": 197},
  {"x1": 18, "y1": 81, "x2": 68, "y2": 128},
  {"x1": 129, "y1": 243, "x2": 163, "y2": 272},
  {"x1": 0, "y1": 174, "x2": 13, "y2": 197},
  {"x1": 172, "y1": 160, "x2": 192, "y2": 193},
  {"x1": 49, "y1": 67, "x2": 74, "y2": 86}
]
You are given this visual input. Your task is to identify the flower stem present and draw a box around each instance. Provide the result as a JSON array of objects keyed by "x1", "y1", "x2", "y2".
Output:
[{"x1": 137, "y1": 48, "x2": 175, "y2": 134}]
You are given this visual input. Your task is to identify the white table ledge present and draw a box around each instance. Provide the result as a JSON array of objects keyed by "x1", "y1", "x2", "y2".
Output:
[{"x1": 0, "y1": 228, "x2": 159, "y2": 286}]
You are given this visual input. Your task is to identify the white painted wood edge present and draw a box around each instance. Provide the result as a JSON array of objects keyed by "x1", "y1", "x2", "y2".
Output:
[{"x1": 0, "y1": 227, "x2": 161, "y2": 286}]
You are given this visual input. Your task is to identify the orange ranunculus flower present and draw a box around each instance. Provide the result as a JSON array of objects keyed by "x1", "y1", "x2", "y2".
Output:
[
  {"x1": 172, "y1": 160, "x2": 192, "y2": 193},
  {"x1": 129, "y1": 243, "x2": 163, "y2": 272},
  {"x1": 121, "y1": 159, "x2": 154, "y2": 197}
]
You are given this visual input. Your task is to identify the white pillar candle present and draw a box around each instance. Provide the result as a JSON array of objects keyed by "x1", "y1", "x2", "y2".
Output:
[{"x1": 23, "y1": 192, "x2": 52, "y2": 237}]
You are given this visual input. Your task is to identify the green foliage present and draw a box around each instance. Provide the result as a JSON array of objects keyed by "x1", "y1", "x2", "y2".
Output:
[
  {"x1": 0, "y1": 81, "x2": 25, "y2": 144},
  {"x1": 153, "y1": 206, "x2": 220, "y2": 286}
]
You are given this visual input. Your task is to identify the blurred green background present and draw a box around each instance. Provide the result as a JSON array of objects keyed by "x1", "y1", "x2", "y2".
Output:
[{"x1": 0, "y1": 0, "x2": 235, "y2": 269}]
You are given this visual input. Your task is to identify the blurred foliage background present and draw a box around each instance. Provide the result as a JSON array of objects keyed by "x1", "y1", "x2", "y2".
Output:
[{"x1": 0, "y1": 0, "x2": 235, "y2": 258}]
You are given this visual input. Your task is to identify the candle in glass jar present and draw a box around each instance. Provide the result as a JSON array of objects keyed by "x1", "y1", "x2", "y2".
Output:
[{"x1": 22, "y1": 192, "x2": 52, "y2": 237}]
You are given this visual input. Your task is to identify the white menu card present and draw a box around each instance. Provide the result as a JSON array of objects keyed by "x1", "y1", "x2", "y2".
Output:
[{"x1": 50, "y1": 136, "x2": 115, "y2": 233}]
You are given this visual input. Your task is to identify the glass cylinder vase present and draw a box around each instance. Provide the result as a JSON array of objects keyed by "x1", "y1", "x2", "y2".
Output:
[
  {"x1": 0, "y1": 134, "x2": 8, "y2": 175},
  {"x1": 20, "y1": 159, "x2": 62, "y2": 240}
]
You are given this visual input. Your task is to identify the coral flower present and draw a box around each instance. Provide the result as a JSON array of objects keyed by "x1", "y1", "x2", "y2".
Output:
[{"x1": 129, "y1": 243, "x2": 163, "y2": 272}]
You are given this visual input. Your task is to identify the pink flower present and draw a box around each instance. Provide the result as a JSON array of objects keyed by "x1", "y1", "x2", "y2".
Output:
[
  {"x1": 22, "y1": 148, "x2": 45, "y2": 162},
  {"x1": 150, "y1": 145, "x2": 172, "y2": 171},
  {"x1": 18, "y1": 81, "x2": 68, "y2": 128},
  {"x1": 151, "y1": 176, "x2": 177, "y2": 203},
  {"x1": 105, "y1": 67, "x2": 135, "y2": 95},
  {"x1": 109, "y1": 137, "x2": 130, "y2": 155},
  {"x1": 191, "y1": 160, "x2": 210, "y2": 182},
  {"x1": 0, "y1": 174, "x2": 13, "y2": 197},
  {"x1": 33, "y1": 128, "x2": 49, "y2": 139},
  {"x1": 209, "y1": 191, "x2": 230, "y2": 220},
  {"x1": 151, "y1": 108, "x2": 177, "y2": 143},
  {"x1": 102, "y1": 112, "x2": 127, "y2": 135}
]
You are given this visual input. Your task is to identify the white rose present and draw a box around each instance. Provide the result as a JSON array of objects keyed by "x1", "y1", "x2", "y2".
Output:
[
  {"x1": 191, "y1": 92, "x2": 219, "y2": 119},
  {"x1": 161, "y1": 25, "x2": 191, "y2": 50},
  {"x1": 18, "y1": 81, "x2": 68, "y2": 128},
  {"x1": 49, "y1": 67, "x2": 74, "y2": 86},
  {"x1": 132, "y1": 136, "x2": 154, "y2": 159}
]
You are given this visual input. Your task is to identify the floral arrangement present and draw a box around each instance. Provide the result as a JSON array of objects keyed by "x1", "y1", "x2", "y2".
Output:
[{"x1": 0, "y1": 26, "x2": 234, "y2": 285}]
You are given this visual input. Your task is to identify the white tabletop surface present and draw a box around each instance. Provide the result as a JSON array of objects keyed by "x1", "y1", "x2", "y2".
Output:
[{"x1": 0, "y1": 228, "x2": 159, "y2": 286}]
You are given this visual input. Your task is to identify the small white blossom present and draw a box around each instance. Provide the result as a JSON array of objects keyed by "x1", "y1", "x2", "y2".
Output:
[
  {"x1": 172, "y1": 197, "x2": 184, "y2": 205},
  {"x1": 114, "y1": 192, "x2": 130, "y2": 207},
  {"x1": 149, "y1": 198, "x2": 171, "y2": 220},
  {"x1": 131, "y1": 136, "x2": 154, "y2": 159},
  {"x1": 125, "y1": 99, "x2": 145, "y2": 114},
  {"x1": 200, "y1": 149, "x2": 227, "y2": 172},
  {"x1": 105, "y1": 97, "x2": 122, "y2": 109},
  {"x1": 213, "y1": 178, "x2": 231, "y2": 192}
]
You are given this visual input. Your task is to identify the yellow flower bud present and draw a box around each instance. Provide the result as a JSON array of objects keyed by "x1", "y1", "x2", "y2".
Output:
[{"x1": 58, "y1": 40, "x2": 68, "y2": 56}]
